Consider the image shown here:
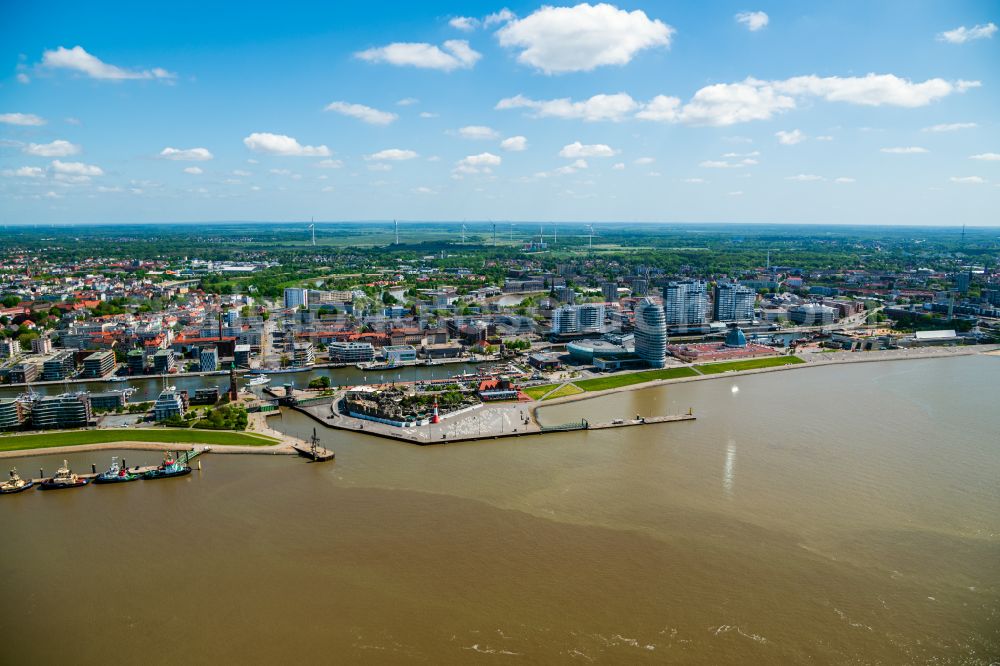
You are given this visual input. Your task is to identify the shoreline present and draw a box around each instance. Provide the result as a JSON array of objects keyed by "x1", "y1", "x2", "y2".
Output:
[
  {"x1": 0, "y1": 439, "x2": 296, "y2": 460},
  {"x1": 531, "y1": 344, "x2": 998, "y2": 413}
]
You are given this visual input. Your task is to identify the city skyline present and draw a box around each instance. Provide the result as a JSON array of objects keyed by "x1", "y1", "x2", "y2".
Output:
[{"x1": 1, "y1": 1, "x2": 999, "y2": 225}]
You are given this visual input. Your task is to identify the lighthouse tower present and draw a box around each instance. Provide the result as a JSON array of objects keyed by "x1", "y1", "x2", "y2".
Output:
[{"x1": 431, "y1": 400, "x2": 440, "y2": 424}]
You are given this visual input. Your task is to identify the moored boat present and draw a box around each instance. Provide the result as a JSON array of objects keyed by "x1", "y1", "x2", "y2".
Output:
[
  {"x1": 1, "y1": 468, "x2": 34, "y2": 494},
  {"x1": 245, "y1": 374, "x2": 270, "y2": 386},
  {"x1": 38, "y1": 460, "x2": 89, "y2": 490},
  {"x1": 142, "y1": 452, "x2": 192, "y2": 480},
  {"x1": 93, "y1": 456, "x2": 139, "y2": 484}
]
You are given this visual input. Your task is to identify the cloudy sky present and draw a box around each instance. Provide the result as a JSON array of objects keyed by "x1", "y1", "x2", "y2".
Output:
[{"x1": 1, "y1": 1, "x2": 998, "y2": 225}]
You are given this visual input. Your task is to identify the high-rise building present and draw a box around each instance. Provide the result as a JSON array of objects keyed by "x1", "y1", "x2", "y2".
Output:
[
  {"x1": 551, "y1": 304, "x2": 605, "y2": 335},
  {"x1": 955, "y1": 271, "x2": 972, "y2": 294},
  {"x1": 663, "y1": 280, "x2": 708, "y2": 327},
  {"x1": 713, "y1": 282, "x2": 757, "y2": 322},
  {"x1": 127, "y1": 349, "x2": 146, "y2": 375},
  {"x1": 283, "y1": 287, "x2": 309, "y2": 309},
  {"x1": 601, "y1": 282, "x2": 619, "y2": 303},
  {"x1": 633, "y1": 298, "x2": 667, "y2": 368}
]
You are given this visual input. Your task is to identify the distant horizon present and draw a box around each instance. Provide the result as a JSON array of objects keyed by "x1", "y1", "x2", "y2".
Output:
[{"x1": 2, "y1": 219, "x2": 999, "y2": 230}]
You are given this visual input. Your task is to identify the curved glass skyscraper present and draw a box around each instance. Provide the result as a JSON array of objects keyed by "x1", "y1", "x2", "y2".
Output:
[{"x1": 634, "y1": 297, "x2": 667, "y2": 368}]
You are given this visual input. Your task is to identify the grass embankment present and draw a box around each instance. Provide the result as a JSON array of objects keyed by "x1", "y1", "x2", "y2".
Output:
[
  {"x1": 573, "y1": 367, "x2": 699, "y2": 392},
  {"x1": 0, "y1": 428, "x2": 280, "y2": 453},
  {"x1": 696, "y1": 356, "x2": 804, "y2": 374},
  {"x1": 543, "y1": 384, "x2": 585, "y2": 400},
  {"x1": 522, "y1": 384, "x2": 558, "y2": 400}
]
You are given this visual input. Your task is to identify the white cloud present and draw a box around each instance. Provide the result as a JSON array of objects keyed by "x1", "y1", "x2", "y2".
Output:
[
  {"x1": 1, "y1": 166, "x2": 45, "y2": 178},
  {"x1": 16, "y1": 73, "x2": 29, "y2": 84},
  {"x1": 243, "y1": 132, "x2": 330, "y2": 157},
  {"x1": 558, "y1": 141, "x2": 617, "y2": 158},
  {"x1": 396, "y1": 97, "x2": 419, "y2": 106},
  {"x1": 355, "y1": 40, "x2": 480, "y2": 71},
  {"x1": 454, "y1": 152, "x2": 502, "y2": 175},
  {"x1": 682, "y1": 177, "x2": 706, "y2": 183},
  {"x1": 728, "y1": 190, "x2": 744, "y2": 196},
  {"x1": 412, "y1": 186, "x2": 438, "y2": 194},
  {"x1": 555, "y1": 159, "x2": 588, "y2": 175},
  {"x1": 970, "y1": 152, "x2": 1000, "y2": 161},
  {"x1": 324, "y1": 101, "x2": 397, "y2": 125},
  {"x1": 42, "y1": 45, "x2": 174, "y2": 80},
  {"x1": 233, "y1": 169, "x2": 252, "y2": 177},
  {"x1": 773, "y1": 73, "x2": 970, "y2": 107},
  {"x1": 454, "y1": 125, "x2": 499, "y2": 140},
  {"x1": 634, "y1": 157, "x2": 655, "y2": 165},
  {"x1": 269, "y1": 168, "x2": 292, "y2": 175},
  {"x1": 501, "y1": 136, "x2": 527, "y2": 151},
  {"x1": 315, "y1": 159, "x2": 344, "y2": 168},
  {"x1": 722, "y1": 151, "x2": 760, "y2": 158},
  {"x1": 785, "y1": 174, "x2": 824, "y2": 181},
  {"x1": 0, "y1": 112, "x2": 46, "y2": 126},
  {"x1": 700, "y1": 159, "x2": 755, "y2": 169},
  {"x1": 50, "y1": 160, "x2": 104, "y2": 183},
  {"x1": 922, "y1": 122, "x2": 977, "y2": 132},
  {"x1": 949, "y1": 176, "x2": 985, "y2": 184},
  {"x1": 24, "y1": 140, "x2": 80, "y2": 157},
  {"x1": 735, "y1": 11, "x2": 769, "y2": 31},
  {"x1": 419, "y1": 111, "x2": 439, "y2": 118},
  {"x1": 484, "y1": 9, "x2": 516, "y2": 27},
  {"x1": 834, "y1": 177, "x2": 856, "y2": 183},
  {"x1": 497, "y1": 92, "x2": 639, "y2": 122},
  {"x1": 449, "y1": 16, "x2": 478, "y2": 31},
  {"x1": 159, "y1": 147, "x2": 214, "y2": 161},
  {"x1": 366, "y1": 148, "x2": 418, "y2": 161},
  {"x1": 776, "y1": 129, "x2": 805, "y2": 145},
  {"x1": 815, "y1": 135, "x2": 834, "y2": 141},
  {"x1": 880, "y1": 146, "x2": 928, "y2": 154},
  {"x1": 183, "y1": 166, "x2": 203, "y2": 175},
  {"x1": 937, "y1": 23, "x2": 997, "y2": 44},
  {"x1": 611, "y1": 162, "x2": 625, "y2": 170},
  {"x1": 496, "y1": 3, "x2": 673, "y2": 74},
  {"x1": 368, "y1": 163, "x2": 391, "y2": 172}
]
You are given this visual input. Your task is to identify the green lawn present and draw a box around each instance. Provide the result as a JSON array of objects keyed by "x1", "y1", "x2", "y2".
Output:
[
  {"x1": 0, "y1": 428, "x2": 280, "y2": 453},
  {"x1": 542, "y1": 383, "x2": 585, "y2": 400},
  {"x1": 696, "y1": 356, "x2": 804, "y2": 374},
  {"x1": 574, "y1": 366, "x2": 699, "y2": 392},
  {"x1": 522, "y1": 384, "x2": 559, "y2": 400}
]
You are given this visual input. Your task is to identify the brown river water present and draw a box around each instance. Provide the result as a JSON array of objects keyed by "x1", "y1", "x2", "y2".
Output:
[{"x1": 1, "y1": 355, "x2": 998, "y2": 664}]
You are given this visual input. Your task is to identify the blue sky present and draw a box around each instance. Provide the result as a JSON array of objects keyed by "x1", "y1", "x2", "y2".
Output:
[{"x1": 1, "y1": 1, "x2": 998, "y2": 225}]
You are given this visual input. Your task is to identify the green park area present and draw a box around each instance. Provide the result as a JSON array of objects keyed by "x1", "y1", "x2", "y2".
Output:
[
  {"x1": 0, "y1": 428, "x2": 279, "y2": 453},
  {"x1": 522, "y1": 384, "x2": 558, "y2": 400},
  {"x1": 573, "y1": 367, "x2": 699, "y2": 392},
  {"x1": 542, "y1": 384, "x2": 586, "y2": 400},
  {"x1": 695, "y1": 356, "x2": 805, "y2": 374}
]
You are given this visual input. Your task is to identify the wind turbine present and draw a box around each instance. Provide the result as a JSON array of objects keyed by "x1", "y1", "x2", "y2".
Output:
[
  {"x1": 308, "y1": 219, "x2": 315, "y2": 246},
  {"x1": 461, "y1": 224, "x2": 467, "y2": 244},
  {"x1": 394, "y1": 219, "x2": 399, "y2": 245},
  {"x1": 492, "y1": 222, "x2": 497, "y2": 247},
  {"x1": 587, "y1": 224, "x2": 595, "y2": 250}
]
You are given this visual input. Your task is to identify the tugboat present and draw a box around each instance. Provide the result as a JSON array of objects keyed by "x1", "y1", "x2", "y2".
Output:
[
  {"x1": 38, "y1": 460, "x2": 89, "y2": 490},
  {"x1": 0, "y1": 467, "x2": 34, "y2": 494},
  {"x1": 142, "y1": 452, "x2": 192, "y2": 480},
  {"x1": 93, "y1": 456, "x2": 139, "y2": 485}
]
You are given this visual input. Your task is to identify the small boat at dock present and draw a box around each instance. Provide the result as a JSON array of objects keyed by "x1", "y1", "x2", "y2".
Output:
[
  {"x1": 245, "y1": 374, "x2": 270, "y2": 386},
  {"x1": 1, "y1": 468, "x2": 34, "y2": 494},
  {"x1": 142, "y1": 452, "x2": 192, "y2": 480},
  {"x1": 93, "y1": 457, "x2": 140, "y2": 484},
  {"x1": 38, "y1": 460, "x2": 89, "y2": 490}
]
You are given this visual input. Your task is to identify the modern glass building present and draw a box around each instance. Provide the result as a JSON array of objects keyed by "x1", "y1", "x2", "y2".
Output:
[{"x1": 634, "y1": 297, "x2": 667, "y2": 368}]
